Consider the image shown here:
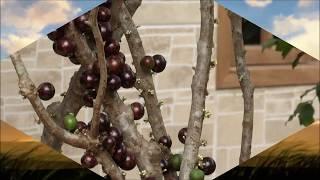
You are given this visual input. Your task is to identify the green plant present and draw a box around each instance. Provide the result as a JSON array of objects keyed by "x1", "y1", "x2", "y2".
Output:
[{"x1": 262, "y1": 36, "x2": 320, "y2": 127}]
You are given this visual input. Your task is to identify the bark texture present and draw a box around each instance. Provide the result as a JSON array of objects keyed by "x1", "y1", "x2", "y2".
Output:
[
  {"x1": 118, "y1": 0, "x2": 167, "y2": 147},
  {"x1": 179, "y1": 0, "x2": 215, "y2": 179},
  {"x1": 117, "y1": 2, "x2": 178, "y2": 179},
  {"x1": 228, "y1": 11, "x2": 255, "y2": 164},
  {"x1": 41, "y1": 1, "x2": 142, "y2": 151},
  {"x1": 10, "y1": 54, "x2": 96, "y2": 149},
  {"x1": 104, "y1": 92, "x2": 163, "y2": 179},
  {"x1": 88, "y1": 8, "x2": 108, "y2": 139}
]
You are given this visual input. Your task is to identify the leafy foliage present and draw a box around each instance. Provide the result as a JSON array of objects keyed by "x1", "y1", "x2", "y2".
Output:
[
  {"x1": 287, "y1": 102, "x2": 315, "y2": 126},
  {"x1": 262, "y1": 37, "x2": 319, "y2": 127},
  {"x1": 262, "y1": 36, "x2": 304, "y2": 69}
]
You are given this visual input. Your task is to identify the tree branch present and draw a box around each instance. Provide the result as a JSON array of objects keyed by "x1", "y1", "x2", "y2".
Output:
[
  {"x1": 88, "y1": 8, "x2": 108, "y2": 139},
  {"x1": 96, "y1": 149, "x2": 124, "y2": 180},
  {"x1": 179, "y1": 0, "x2": 215, "y2": 179},
  {"x1": 103, "y1": 92, "x2": 163, "y2": 179},
  {"x1": 118, "y1": 0, "x2": 167, "y2": 147},
  {"x1": 41, "y1": 1, "x2": 142, "y2": 151},
  {"x1": 112, "y1": 0, "x2": 142, "y2": 41},
  {"x1": 10, "y1": 53, "x2": 96, "y2": 149},
  {"x1": 228, "y1": 11, "x2": 255, "y2": 164}
]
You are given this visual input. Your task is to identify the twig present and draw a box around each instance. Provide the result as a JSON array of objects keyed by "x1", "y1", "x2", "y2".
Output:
[
  {"x1": 179, "y1": 0, "x2": 215, "y2": 179},
  {"x1": 104, "y1": 91, "x2": 163, "y2": 179},
  {"x1": 228, "y1": 11, "x2": 255, "y2": 164},
  {"x1": 10, "y1": 53, "x2": 95, "y2": 149},
  {"x1": 88, "y1": 8, "x2": 108, "y2": 139}
]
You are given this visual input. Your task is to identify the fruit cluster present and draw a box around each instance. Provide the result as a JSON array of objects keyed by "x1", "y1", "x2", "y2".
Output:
[
  {"x1": 37, "y1": 1, "x2": 215, "y2": 179},
  {"x1": 157, "y1": 127, "x2": 216, "y2": 180}
]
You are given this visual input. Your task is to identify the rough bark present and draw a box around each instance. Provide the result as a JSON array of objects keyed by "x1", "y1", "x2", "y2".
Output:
[
  {"x1": 118, "y1": 0, "x2": 167, "y2": 148},
  {"x1": 179, "y1": 0, "x2": 215, "y2": 179},
  {"x1": 41, "y1": 1, "x2": 142, "y2": 151},
  {"x1": 228, "y1": 11, "x2": 255, "y2": 164},
  {"x1": 96, "y1": 149, "x2": 124, "y2": 180},
  {"x1": 10, "y1": 54, "x2": 96, "y2": 149},
  {"x1": 88, "y1": 8, "x2": 108, "y2": 139},
  {"x1": 117, "y1": 2, "x2": 178, "y2": 179},
  {"x1": 103, "y1": 92, "x2": 163, "y2": 179}
]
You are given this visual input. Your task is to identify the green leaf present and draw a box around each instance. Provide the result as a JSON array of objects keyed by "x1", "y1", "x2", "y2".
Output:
[
  {"x1": 316, "y1": 83, "x2": 320, "y2": 103},
  {"x1": 298, "y1": 103, "x2": 314, "y2": 126},
  {"x1": 292, "y1": 52, "x2": 305, "y2": 69},
  {"x1": 275, "y1": 40, "x2": 293, "y2": 58},
  {"x1": 262, "y1": 38, "x2": 278, "y2": 52},
  {"x1": 287, "y1": 102, "x2": 305, "y2": 122}
]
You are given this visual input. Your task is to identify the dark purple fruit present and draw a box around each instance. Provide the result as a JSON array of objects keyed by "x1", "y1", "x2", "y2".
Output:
[
  {"x1": 100, "y1": 0, "x2": 112, "y2": 8},
  {"x1": 80, "y1": 71, "x2": 99, "y2": 89},
  {"x1": 98, "y1": 6, "x2": 111, "y2": 22},
  {"x1": 120, "y1": 152, "x2": 136, "y2": 171},
  {"x1": 99, "y1": 22, "x2": 112, "y2": 42},
  {"x1": 140, "y1": 56, "x2": 155, "y2": 70},
  {"x1": 74, "y1": 14, "x2": 90, "y2": 32},
  {"x1": 47, "y1": 27, "x2": 65, "y2": 41},
  {"x1": 81, "y1": 153, "x2": 98, "y2": 168},
  {"x1": 37, "y1": 82, "x2": 55, "y2": 101},
  {"x1": 107, "y1": 55, "x2": 124, "y2": 75},
  {"x1": 107, "y1": 75, "x2": 121, "y2": 91},
  {"x1": 113, "y1": 143, "x2": 127, "y2": 164},
  {"x1": 105, "y1": 175, "x2": 112, "y2": 180},
  {"x1": 87, "y1": 61, "x2": 100, "y2": 75},
  {"x1": 160, "y1": 159, "x2": 169, "y2": 173},
  {"x1": 102, "y1": 135, "x2": 116, "y2": 154},
  {"x1": 122, "y1": 64, "x2": 132, "y2": 72},
  {"x1": 118, "y1": 52, "x2": 126, "y2": 63},
  {"x1": 152, "y1": 54, "x2": 167, "y2": 73},
  {"x1": 178, "y1": 127, "x2": 188, "y2": 144},
  {"x1": 144, "y1": 177, "x2": 156, "y2": 180},
  {"x1": 69, "y1": 55, "x2": 80, "y2": 65},
  {"x1": 130, "y1": 102, "x2": 145, "y2": 120},
  {"x1": 76, "y1": 121, "x2": 87, "y2": 132},
  {"x1": 104, "y1": 40, "x2": 120, "y2": 56},
  {"x1": 120, "y1": 70, "x2": 136, "y2": 88},
  {"x1": 108, "y1": 127, "x2": 123, "y2": 145},
  {"x1": 54, "y1": 37, "x2": 75, "y2": 57},
  {"x1": 198, "y1": 157, "x2": 216, "y2": 175},
  {"x1": 83, "y1": 89, "x2": 97, "y2": 107},
  {"x1": 158, "y1": 136, "x2": 172, "y2": 149}
]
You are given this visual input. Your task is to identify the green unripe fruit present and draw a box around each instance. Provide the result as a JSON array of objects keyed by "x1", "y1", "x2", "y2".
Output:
[
  {"x1": 190, "y1": 168, "x2": 205, "y2": 180},
  {"x1": 64, "y1": 113, "x2": 77, "y2": 131},
  {"x1": 168, "y1": 154, "x2": 182, "y2": 171}
]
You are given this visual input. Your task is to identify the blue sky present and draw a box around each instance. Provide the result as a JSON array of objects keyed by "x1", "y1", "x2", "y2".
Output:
[
  {"x1": 0, "y1": 0, "x2": 105, "y2": 59},
  {"x1": 216, "y1": 0, "x2": 319, "y2": 59},
  {"x1": 1, "y1": 0, "x2": 319, "y2": 60}
]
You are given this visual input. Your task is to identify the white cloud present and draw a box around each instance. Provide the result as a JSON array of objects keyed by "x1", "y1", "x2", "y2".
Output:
[
  {"x1": 1, "y1": 0, "x2": 81, "y2": 55},
  {"x1": 1, "y1": 33, "x2": 41, "y2": 54},
  {"x1": 244, "y1": 0, "x2": 272, "y2": 8},
  {"x1": 298, "y1": 0, "x2": 313, "y2": 7},
  {"x1": 272, "y1": 14, "x2": 319, "y2": 59}
]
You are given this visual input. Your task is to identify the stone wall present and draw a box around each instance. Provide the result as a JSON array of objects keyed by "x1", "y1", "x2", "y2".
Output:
[{"x1": 1, "y1": 1, "x2": 319, "y2": 179}]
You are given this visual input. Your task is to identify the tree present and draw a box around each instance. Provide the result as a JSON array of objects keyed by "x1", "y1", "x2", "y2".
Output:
[{"x1": 9, "y1": 0, "x2": 254, "y2": 180}]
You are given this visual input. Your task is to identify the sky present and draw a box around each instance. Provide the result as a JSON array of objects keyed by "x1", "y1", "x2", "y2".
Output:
[
  {"x1": 0, "y1": 0, "x2": 105, "y2": 59},
  {"x1": 217, "y1": 0, "x2": 320, "y2": 60},
  {"x1": 0, "y1": 0, "x2": 319, "y2": 60}
]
